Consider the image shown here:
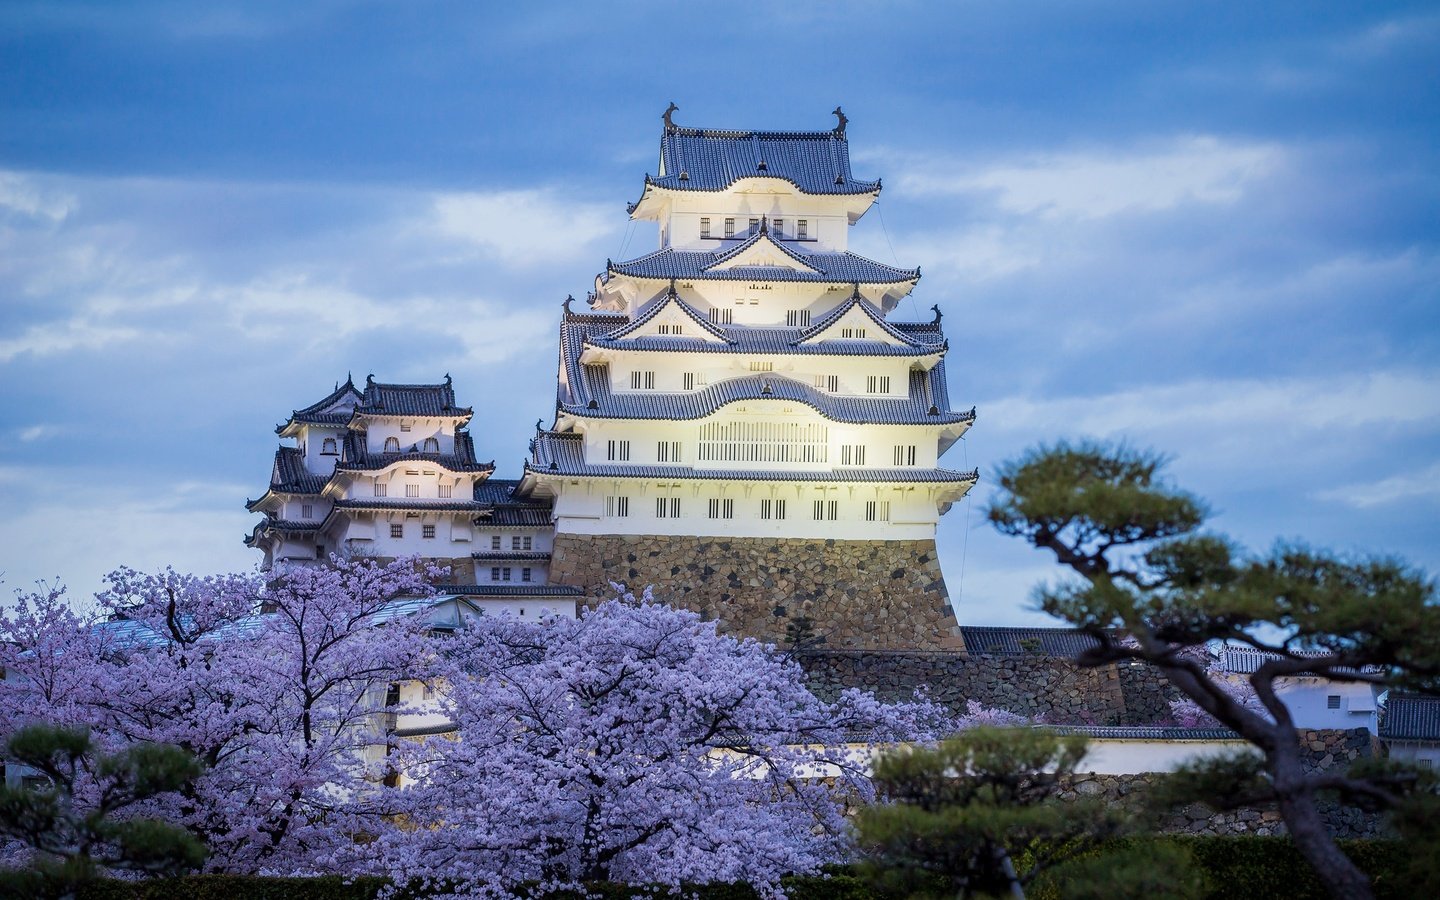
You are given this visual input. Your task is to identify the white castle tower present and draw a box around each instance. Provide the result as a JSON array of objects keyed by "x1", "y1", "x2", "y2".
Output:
[
  {"x1": 520, "y1": 107, "x2": 977, "y2": 649},
  {"x1": 246, "y1": 375, "x2": 580, "y2": 617}
]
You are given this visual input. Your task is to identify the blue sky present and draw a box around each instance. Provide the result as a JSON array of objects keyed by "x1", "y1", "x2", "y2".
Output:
[{"x1": 1, "y1": 1, "x2": 1437, "y2": 624}]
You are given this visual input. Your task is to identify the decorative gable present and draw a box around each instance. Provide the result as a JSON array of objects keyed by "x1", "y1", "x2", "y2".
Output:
[
  {"x1": 702, "y1": 233, "x2": 822, "y2": 275},
  {"x1": 796, "y1": 299, "x2": 915, "y2": 348}
]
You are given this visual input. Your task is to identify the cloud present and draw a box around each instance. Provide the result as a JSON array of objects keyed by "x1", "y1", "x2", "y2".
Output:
[
  {"x1": 1314, "y1": 461, "x2": 1440, "y2": 509},
  {"x1": 988, "y1": 370, "x2": 1440, "y2": 443},
  {"x1": 428, "y1": 190, "x2": 618, "y2": 266},
  {"x1": 881, "y1": 136, "x2": 1282, "y2": 219},
  {"x1": 0, "y1": 171, "x2": 75, "y2": 223},
  {"x1": 0, "y1": 318, "x2": 144, "y2": 362}
]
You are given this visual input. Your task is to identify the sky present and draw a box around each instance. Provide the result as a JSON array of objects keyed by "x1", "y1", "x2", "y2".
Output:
[{"x1": 1, "y1": 1, "x2": 1437, "y2": 625}]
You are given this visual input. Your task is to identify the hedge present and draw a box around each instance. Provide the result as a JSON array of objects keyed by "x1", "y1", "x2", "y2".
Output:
[{"x1": 61, "y1": 838, "x2": 1406, "y2": 900}]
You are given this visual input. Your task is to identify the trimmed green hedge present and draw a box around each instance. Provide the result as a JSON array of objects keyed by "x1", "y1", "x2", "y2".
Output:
[{"x1": 63, "y1": 838, "x2": 1406, "y2": 900}]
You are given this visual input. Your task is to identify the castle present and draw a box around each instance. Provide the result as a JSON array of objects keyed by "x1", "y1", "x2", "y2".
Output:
[{"x1": 247, "y1": 107, "x2": 977, "y2": 648}]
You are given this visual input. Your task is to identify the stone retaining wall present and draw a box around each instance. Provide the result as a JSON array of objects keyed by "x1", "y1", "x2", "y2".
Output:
[
  {"x1": 550, "y1": 534, "x2": 962, "y2": 650},
  {"x1": 799, "y1": 650, "x2": 1180, "y2": 725}
]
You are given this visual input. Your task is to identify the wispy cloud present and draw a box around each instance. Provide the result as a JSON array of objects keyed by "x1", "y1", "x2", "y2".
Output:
[
  {"x1": 1315, "y1": 461, "x2": 1440, "y2": 509},
  {"x1": 881, "y1": 136, "x2": 1281, "y2": 219},
  {"x1": 427, "y1": 190, "x2": 618, "y2": 267}
]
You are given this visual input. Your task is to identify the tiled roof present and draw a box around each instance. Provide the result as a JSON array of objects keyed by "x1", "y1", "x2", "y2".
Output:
[
  {"x1": 602, "y1": 288, "x2": 733, "y2": 342},
  {"x1": 471, "y1": 551, "x2": 552, "y2": 562},
  {"x1": 1380, "y1": 694, "x2": 1440, "y2": 741},
  {"x1": 560, "y1": 367, "x2": 974, "y2": 426},
  {"x1": 246, "y1": 448, "x2": 328, "y2": 511},
  {"x1": 1217, "y1": 646, "x2": 1379, "y2": 676},
  {"x1": 354, "y1": 375, "x2": 472, "y2": 419},
  {"x1": 1048, "y1": 725, "x2": 1242, "y2": 741},
  {"x1": 472, "y1": 478, "x2": 555, "y2": 526},
  {"x1": 335, "y1": 430, "x2": 494, "y2": 475},
  {"x1": 960, "y1": 626, "x2": 1104, "y2": 657},
  {"x1": 606, "y1": 236, "x2": 917, "y2": 286},
  {"x1": 330, "y1": 499, "x2": 487, "y2": 513},
  {"x1": 527, "y1": 431, "x2": 978, "y2": 485},
  {"x1": 638, "y1": 123, "x2": 880, "y2": 199},
  {"x1": 586, "y1": 330, "x2": 940, "y2": 358},
  {"x1": 439, "y1": 584, "x2": 585, "y2": 598},
  {"x1": 277, "y1": 377, "x2": 363, "y2": 433},
  {"x1": 797, "y1": 292, "x2": 927, "y2": 347}
]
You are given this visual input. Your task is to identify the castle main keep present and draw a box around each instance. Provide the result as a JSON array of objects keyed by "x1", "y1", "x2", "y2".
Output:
[{"x1": 246, "y1": 108, "x2": 978, "y2": 649}]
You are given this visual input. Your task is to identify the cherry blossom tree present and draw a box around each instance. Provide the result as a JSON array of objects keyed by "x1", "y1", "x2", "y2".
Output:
[
  {"x1": 1, "y1": 557, "x2": 437, "y2": 874},
  {"x1": 377, "y1": 588, "x2": 956, "y2": 896}
]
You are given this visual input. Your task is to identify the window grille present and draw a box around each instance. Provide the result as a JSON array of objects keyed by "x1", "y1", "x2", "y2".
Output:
[
  {"x1": 400, "y1": 423, "x2": 411, "y2": 432},
  {"x1": 772, "y1": 218, "x2": 783, "y2": 237},
  {"x1": 797, "y1": 219, "x2": 808, "y2": 239},
  {"x1": 760, "y1": 498, "x2": 787, "y2": 520},
  {"x1": 749, "y1": 361, "x2": 774, "y2": 372},
  {"x1": 390, "y1": 523, "x2": 403, "y2": 538},
  {"x1": 605, "y1": 496, "x2": 630, "y2": 517},
  {"x1": 841, "y1": 327, "x2": 867, "y2": 338},
  {"x1": 698, "y1": 420, "x2": 829, "y2": 463},
  {"x1": 423, "y1": 437, "x2": 439, "y2": 452},
  {"x1": 1327, "y1": 695, "x2": 1342, "y2": 709},
  {"x1": 709, "y1": 308, "x2": 733, "y2": 324},
  {"x1": 812, "y1": 499, "x2": 838, "y2": 521},
  {"x1": 384, "y1": 436, "x2": 401, "y2": 453},
  {"x1": 405, "y1": 484, "x2": 420, "y2": 498},
  {"x1": 657, "y1": 324, "x2": 682, "y2": 335},
  {"x1": 422, "y1": 524, "x2": 436, "y2": 539},
  {"x1": 656, "y1": 441, "x2": 681, "y2": 463},
  {"x1": 491, "y1": 535, "x2": 502, "y2": 550},
  {"x1": 683, "y1": 372, "x2": 695, "y2": 390},
  {"x1": 866, "y1": 375, "x2": 891, "y2": 394},
  {"x1": 302, "y1": 503, "x2": 313, "y2": 518},
  {"x1": 893, "y1": 444, "x2": 917, "y2": 466},
  {"x1": 748, "y1": 218, "x2": 759, "y2": 235},
  {"x1": 607, "y1": 439, "x2": 631, "y2": 461},
  {"x1": 786, "y1": 309, "x2": 811, "y2": 327},
  {"x1": 840, "y1": 444, "x2": 866, "y2": 466},
  {"x1": 521, "y1": 568, "x2": 532, "y2": 583},
  {"x1": 865, "y1": 500, "x2": 891, "y2": 522},
  {"x1": 655, "y1": 497, "x2": 680, "y2": 518},
  {"x1": 707, "y1": 498, "x2": 734, "y2": 519},
  {"x1": 438, "y1": 484, "x2": 453, "y2": 498},
  {"x1": 630, "y1": 370, "x2": 656, "y2": 389},
  {"x1": 373, "y1": 482, "x2": 388, "y2": 497},
  {"x1": 321, "y1": 437, "x2": 337, "y2": 455},
  {"x1": 724, "y1": 218, "x2": 735, "y2": 238},
  {"x1": 700, "y1": 217, "x2": 711, "y2": 238}
]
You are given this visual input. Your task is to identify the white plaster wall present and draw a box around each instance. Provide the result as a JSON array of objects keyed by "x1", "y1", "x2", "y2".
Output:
[
  {"x1": 1276, "y1": 679, "x2": 1378, "y2": 731},
  {"x1": 661, "y1": 191, "x2": 863, "y2": 253},
  {"x1": 362, "y1": 418, "x2": 457, "y2": 455},
  {"x1": 1386, "y1": 742, "x2": 1440, "y2": 769},
  {"x1": 1076, "y1": 738, "x2": 1256, "y2": 775}
]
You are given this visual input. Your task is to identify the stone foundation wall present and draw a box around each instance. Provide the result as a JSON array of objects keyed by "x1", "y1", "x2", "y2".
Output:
[
  {"x1": 800, "y1": 650, "x2": 1181, "y2": 725},
  {"x1": 549, "y1": 534, "x2": 961, "y2": 650}
]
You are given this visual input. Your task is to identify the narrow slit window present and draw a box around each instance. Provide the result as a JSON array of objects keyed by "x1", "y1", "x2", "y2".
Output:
[{"x1": 700, "y1": 217, "x2": 711, "y2": 238}]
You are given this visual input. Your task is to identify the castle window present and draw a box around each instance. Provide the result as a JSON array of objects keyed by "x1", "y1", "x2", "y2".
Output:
[
  {"x1": 607, "y1": 440, "x2": 631, "y2": 461},
  {"x1": 491, "y1": 566, "x2": 512, "y2": 582},
  {"x1": 772, "y1": 218, "x2": 783, "y2": 237},
  {"x1": 724, "y1": 218, "x2": 735, "y2": 238},
  {"x1": 315, "y1": 544, "x2": 326, "y2": 559},
  {"x1": 655, "y1": 497, "x2": 680, "y2": 518},
  {"x1": 521, "y1": 568, "x2": 533, "y2": 583},
  {"x1": 785, "y1": 310, "x2": 811, "y2": 327},
  {"x1": 384, "y1": 436, "x2": 401, "y2": 453},
  {"x1": 373, "y1": 482, "x2": 388, "y2": 497},
  {"x1": 709, "y1": 308, "x2": 732, "y2": 325},
  {"x1": 522, "y1": 535, "x2": 533, "y2": 550},
  {"x1": 302, "y1": 503, "x2": 313, "y2": 519},
  {"x1": 760, "y1": 498, "x2": 787, "y2": 520},
  {"x1": 656, "y1": 441, "x2": 681, "y2": 463},
  {"x1": 700, "y1": 217, "x2": 711, "y2": 238},
  {"x1": 422, "y1": 524, "x2": 436, "y2": 539},
  {"x1": 866, "y1": 375, "x2": 891, "y2": 394},
  {"x1": 629, "y1": 370, "x2": 656, "y2": 389},
  {"x1": 797, "y1": 219, "x2": 808, "y2": 239},
  {"x1": 865, "y1": 500, "x2": 891, "y2": 522},
  {"x1": 748, "y1": 361, "x2": 774, "y2": 372},
  {"x1": 491, "y1": 535, "x2": 502, "y2": 550},
  {"x1": 390, "y1": 523, "x2": 403, "y2": 539},
  {"x1": 841, "y1": 327, "x2": 867, "y2": 339},
  {"x1": 894, "y1": 444, "x2": 918, "y2": 466},
  {"x1": 840, "y1": 444, "x2": 866, "y2": 466},
  {"x1": 438, "y1": 484, "x2": 453, "y2": 499},
  {"x1": 748, "y1": 218, "x2": 759, "y2": 235},
  {"x1": 405, "y1": 484, "x2": 420, "y2": 498},
  {"x1": 657, "y1": 324, "x2": 682, "y2": 335},
  {"x1": 321, "y1": 437, "x2": 337, "y2": 455},
  {"x1": 605, "y1": 496, "x2": 630, "y2": 517},
  {"x1": 400, "y1": 423, "x2": 412, "y2": 432},
  {"x1": 707, "y1": 498, "x2": 734, "y2": 520},
  {"x1": 812, "y1": 499, "x2": 838, "y2": 521},
  {"x1": 698, "y1": 420, "x2": 829, "y2": 464},
  {"x1": 1327, "y1": 695, "x2": 1342, "y2": 710},
  {"x1": 422, "y1": 437, "x2": 439, "y2": 452},
  {"x1": 683, "y1": 372, "x2": 695, "y2": 390}
]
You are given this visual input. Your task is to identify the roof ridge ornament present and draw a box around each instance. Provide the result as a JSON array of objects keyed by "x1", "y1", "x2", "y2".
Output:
[
  {"x1": 850, "y1": 283, "x2": 863, "y2": 302},
  {"x1": 563, "y1": 294, "x2": 574, "y2": 316},
  {"x1": 931, "y1": 303, "x2": 943, "y2": 324},
  {"x1": 663, "y1": 102, "x2": 679, "y2": 132},
  {"x1": 667, "y1": 278, "x2": 678, "y2": 298},
  {"x1": 832, "y1": 106, "x2": 847, "y2": 134},
  {"x1": 759, "y1": 215, "x2": 769, "y2": 236}
]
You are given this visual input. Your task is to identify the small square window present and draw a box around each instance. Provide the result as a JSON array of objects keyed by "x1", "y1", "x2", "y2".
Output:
[
  {"x1": 1327, "y1": 695, "x2": 1342, "y2": 709},
  {"x1": 301, "y1": 503, "x2": 313, "y2": 519},
  {"x1": 422, "y1": 524, "x2": 436, "y2": 539},
  {"x1": 390, "y1": 523, "x2": 403, "y2": 539}
]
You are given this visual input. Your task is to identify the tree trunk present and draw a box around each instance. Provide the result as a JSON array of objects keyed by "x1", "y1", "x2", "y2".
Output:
[{"x1": 1277, "y1": 786, "x2": 1373, "y2": 900}]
